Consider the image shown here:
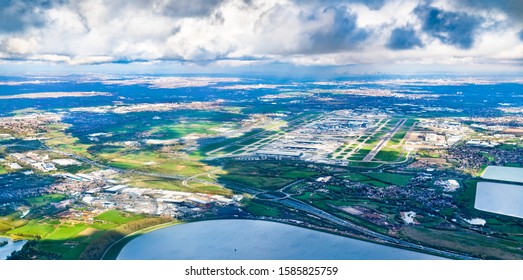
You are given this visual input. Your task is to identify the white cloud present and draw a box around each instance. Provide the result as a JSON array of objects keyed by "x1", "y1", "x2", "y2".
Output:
[
  {"x1": 3, "y1": 37, "x2": 38, "y2": 54},
  {"x1": 0, "y1": 0, "x2": 520, "y2": 70},
  {"x1": 28, "y1": 54, "x2": 71, "y2": 63}
]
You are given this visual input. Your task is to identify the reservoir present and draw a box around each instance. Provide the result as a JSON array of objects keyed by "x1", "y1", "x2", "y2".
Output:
[
  {"x1": 117, "y1": 219, "x2": 443, "y2": 260},
  {"x1": 481, "y1": 166, "x2": 523, "y2": 183},
  {"x1": 0, "y1": 237, "x2": 27, "y2": 260},
  {"x1": 475, "y1": 182, "x2": 523, "y2": 219}
]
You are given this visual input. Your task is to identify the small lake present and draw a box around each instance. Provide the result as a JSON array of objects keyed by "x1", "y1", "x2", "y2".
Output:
[
  {"x1": 481, "y1": 166, "x2": 523, "y2": 183},
  {"x1": 117, "y1": 219, "x2": 443, "y2": 260},
  {"x1": 475, "y1": 182, "x2": 523, "y2": 219},
  {"x1": 0, "y1": 237, "x2": 27, "y2": 260}
]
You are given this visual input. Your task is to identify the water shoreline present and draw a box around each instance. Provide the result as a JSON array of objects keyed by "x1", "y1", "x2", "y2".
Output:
[
  {"x1": 116, "y1": 219, "x2": 446, "y2": 260},
  {"x1": 0, "y1": 236, "x2": 28, "y2": 260}
]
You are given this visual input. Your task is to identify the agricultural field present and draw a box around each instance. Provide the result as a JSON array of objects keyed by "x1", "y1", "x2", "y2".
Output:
[
  {"x1": 1, "y1": 202, "x2": 172, "y2": 260},
  {"x1": 7, "y1": 220, "x2": 57, "y2": 239},
  {"x1": 43, "y1": 130, "x2": 93, "y2": 159},
  {"x1": 0, "y1": 72, "x2": 522, "y2": 261},
  {"x1": 0, "y1": 212, "x2": 26, "y2": 232}
]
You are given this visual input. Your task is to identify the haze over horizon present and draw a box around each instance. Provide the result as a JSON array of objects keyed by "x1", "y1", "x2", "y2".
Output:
[{"x1": 0, "y1": 0, "x2": 522, "y2": 75}]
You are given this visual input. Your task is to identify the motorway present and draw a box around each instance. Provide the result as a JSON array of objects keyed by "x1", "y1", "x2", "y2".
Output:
[
  {"x1": 9, "y1": 141, "x2": 473, "y2": 259},
  {"x1": 223, "y1": 179, "x2": 476, "y2": 260}
]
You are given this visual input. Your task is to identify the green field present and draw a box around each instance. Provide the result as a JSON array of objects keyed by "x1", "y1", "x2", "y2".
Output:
[
  {"x1": 417, "y1": 149, "x2": 442, "y2": 158},
  {"x1": 218, "y1": 161, "x2": 317, "y2": 190},
  {"x1": 348, "y1": 161, "x2": 382, "y2": 168},
  {"x1": 343, "y1": 172, "x2": 412, "y2": 187},
  {"x1": 348, "y1": 147, "x2": 372, "y2": 161},
  {"x1": 199, "y1": 128, "x2": 264, "y2": 154},
  {"x1": 45, "y1": 223, "x2": 90, "y2": 240},
  {"x1": 0, "y1": 212, "x2": 27, "y2": 233},
  {"x1": 388, "y1": 131, "x2": 408, "y2": 146},
  {"x1": 373, "y1": 148, "x2": 403, "y2": 162},
  {"x1": 186, "y1": 181, "x2": 232, "y2": 195},
  {"x1": 96, "y1": 148, "x2": 215, "y2": 178},
  {"x1": 7, "y1": 220, "x2": 56, "y2": 238},
  {"x1": 129, "y1": 176, "x2": 232, "y2": 196},
  {"x1": 148, "y1": 122, "x2": 220, "y2": 139},
  {"x1": 26, "y1": 194, "x2": 67, "y2": 207},
  {"x1": 43, "y1": 130, "x2": 93, "y2": 158},
  {"x1": 209, "y1": 131, "x2": 280, "y2": 155},
  {"x1": 220, "y1": 175, "x2": 292, "y2": 189},
  {"x1": 2, "y1": 203, "x2": 176, "y2": 260},
  {"x1": 455, "y1": 180, "x2": 478, "y2": 211},
  {"x1": 364, "y1": 172, "x2": 413, "y2": 186},
  {"x1": 400, "y1": 226, "x2": 523, "y2": 259},
  {"x1": 343, "y1": 173, "x2": 372, "y2": 181},
  {"x1": 244, "y1": 201, "x2": 282, "y2": 217},
  {"x1": 6, "y1": 215, "x2": 173, "y2": 260},
  {"x1": 94, "y1": 210, "x2": 144, "y2": 225}
]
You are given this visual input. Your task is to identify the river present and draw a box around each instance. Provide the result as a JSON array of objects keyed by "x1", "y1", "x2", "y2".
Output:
[{"x1": 0, "y1": 237, "x2": 27, "y2": 260}]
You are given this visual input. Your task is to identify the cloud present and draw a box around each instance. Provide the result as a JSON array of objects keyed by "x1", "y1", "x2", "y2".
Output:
[
  {"x1": 452, "y1": 0, "x2": 523, "y2": 23},
  {"x1": 309, "y1": 0, "x2": 386, "y2": 10},
  {"x1": 360, "y1": 0, "x2": 386, "y2": 10},
  {"x1": 414, "y1": 2, "x2": 482, "y2": 49},
  {"x1": 0, "y1": 0, "x2": 521, "y2": 69},
  {"x1": 157, "y1": 0, "x2": 226, "y2": 18},
  {"x1": 0, "y1": 0, "x2": 59, "y2": 33},
  {"x1": 307, "y1": 6, "x2": 369, "y2": 53},
  {"x1": 253, "y1": 4, "x2": 368, "y2": 55},
  {"x1": 2, "y1": 37, "x2": 38, "y2": 54},
  {"x1": 387, "y1": 26, "x2": 423, "y2": 50}
]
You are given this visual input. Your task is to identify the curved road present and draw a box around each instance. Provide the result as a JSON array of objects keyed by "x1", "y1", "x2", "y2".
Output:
[
  {"x1": 223, "y1": 179, "x2": 475, "y2": 260},
  {"x1": 13, "y1": 142, "x2": 474, "y2": 259}
]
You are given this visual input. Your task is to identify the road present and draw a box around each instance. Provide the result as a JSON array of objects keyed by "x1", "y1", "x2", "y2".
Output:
[
  {"x1": 223, "y1": 179, "x2": 475, "y2": 260},
  {"x1": 254, "y1": 179, "x2": 305, "y2": 201},
  {"x1": 14, "y1": 141, "x2": 472, "y2": 259}
]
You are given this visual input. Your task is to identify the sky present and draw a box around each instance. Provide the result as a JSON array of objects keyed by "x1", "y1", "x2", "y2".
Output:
[{"x1": 0, "y1": 0, "x2": 522, "y2": 75}]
